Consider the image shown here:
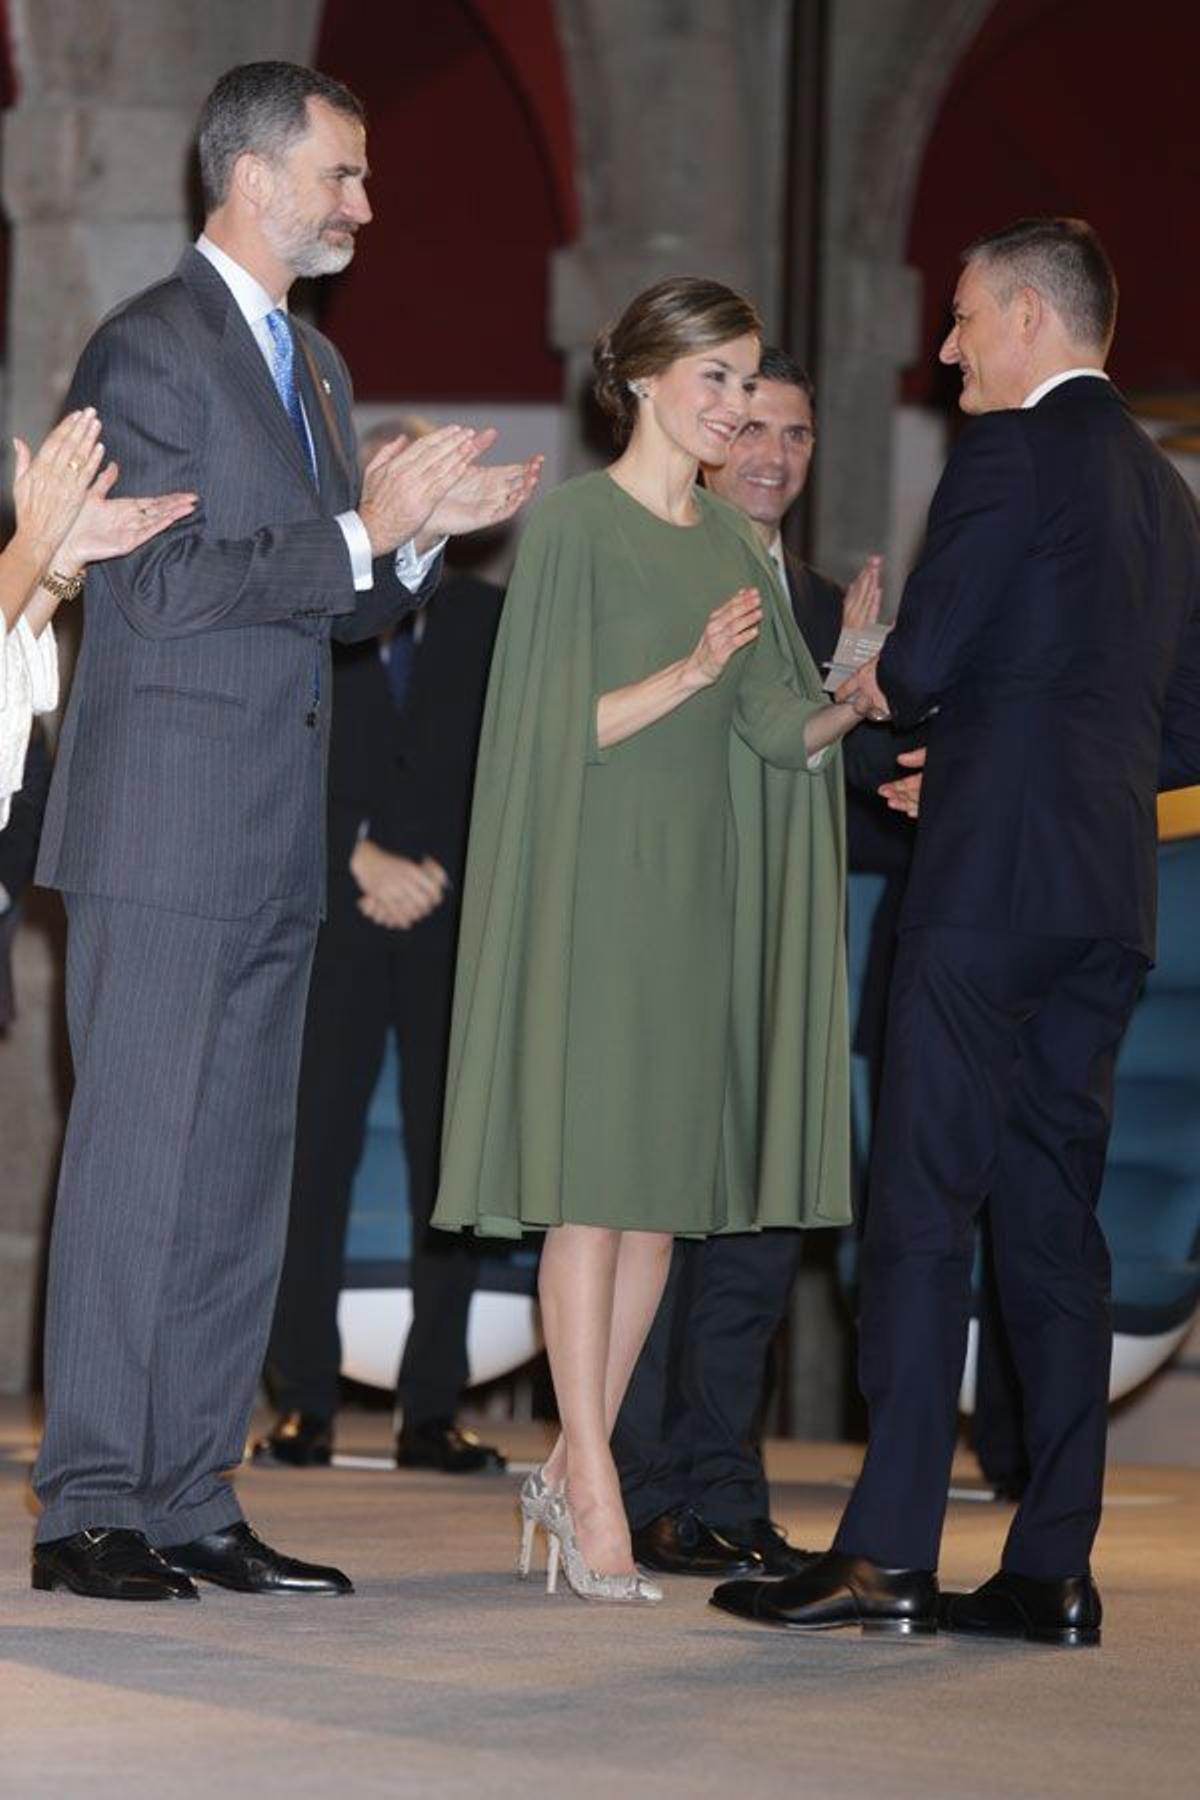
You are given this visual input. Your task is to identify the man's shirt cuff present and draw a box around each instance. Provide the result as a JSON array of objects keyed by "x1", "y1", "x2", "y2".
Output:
[
  {"x1": 394, "y1": 535, "x2": 446, "y2": 592},
  {"x1": 337, "y1": 511, "x2": 375, "y2": 591}
]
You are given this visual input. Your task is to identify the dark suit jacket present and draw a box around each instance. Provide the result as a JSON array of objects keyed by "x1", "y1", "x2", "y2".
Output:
[
  {"x1": 38, "y1": 245, "x2": 433, "y2": 919},
  {"x1": 782, "y1": 551, "x2": 916, "y2": 876},
  {"x1": 879, "y1": 377, "x2": 1200, "y2": 958},
  {"x1": 326, "y1": 574, "x2": 504, "y2": 918}
]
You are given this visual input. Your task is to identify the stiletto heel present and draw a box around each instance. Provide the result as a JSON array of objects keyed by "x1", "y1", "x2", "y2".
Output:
[
  {"x1": 516, "y1": 1464, "x2": 563, "y2": 1587},
  {"x1": 517, "y1": 1511, "x2": 536, "y2": 1580}
]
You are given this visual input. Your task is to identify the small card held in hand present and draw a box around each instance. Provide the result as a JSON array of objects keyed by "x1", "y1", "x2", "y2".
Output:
[{"x1": 822, "y1": 621, "x2": 891, "y2": 693}]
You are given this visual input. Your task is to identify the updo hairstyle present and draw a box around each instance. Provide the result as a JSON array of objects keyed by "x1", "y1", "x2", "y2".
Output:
[{"x1": 592, "y1": 276, "x2": 763, "y2": 448}]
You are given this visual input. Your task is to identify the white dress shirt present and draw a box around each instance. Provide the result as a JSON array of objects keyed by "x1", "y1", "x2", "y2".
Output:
[
  {"x1": 1022, "y1": 367, "x2": 1110, "y2": 409},
  {"x1": 0, "y1": 612, "x2": 57, "y2": 838},
  {"x1": 195, "y1": 234, "x2": 441, "y2": 593}
]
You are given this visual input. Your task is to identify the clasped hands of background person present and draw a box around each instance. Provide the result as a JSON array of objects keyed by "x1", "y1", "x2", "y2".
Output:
[
  {"x1": 349, "y1": 837, "x2": 450, "y2": 931},
  {"x1": 357, "y1": 425, "x2": 543, "y2": 556}
]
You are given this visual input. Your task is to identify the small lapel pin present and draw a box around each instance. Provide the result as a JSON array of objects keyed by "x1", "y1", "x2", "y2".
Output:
[{"x1": 321, "y1": 378, "x2": 331, "y2": 394}]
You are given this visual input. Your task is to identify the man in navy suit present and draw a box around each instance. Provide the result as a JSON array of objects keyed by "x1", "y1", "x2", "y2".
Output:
[{"x1": 714, "y1": 217, "x2": 1200, "y2": 1645}]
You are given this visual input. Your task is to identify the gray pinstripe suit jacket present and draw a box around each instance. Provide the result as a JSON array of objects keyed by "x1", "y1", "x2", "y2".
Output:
[{"x1": 38, "y1": 246, "x2": 431, "y2": 919}]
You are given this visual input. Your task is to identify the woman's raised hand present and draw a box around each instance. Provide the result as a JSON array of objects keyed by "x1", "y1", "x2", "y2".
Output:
[
  {"x1": 51, "y1": 460, "x2": 198, "y2": 575},
  {"x1": 685, "y1": 586, "x2": 763, "y2": 687},
  {"x1": 12, "y1": 410, "x2": 105, "y2": 562}
]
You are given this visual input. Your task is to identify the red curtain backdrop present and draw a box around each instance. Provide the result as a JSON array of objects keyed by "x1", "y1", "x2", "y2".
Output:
[
  {"x1": 314, "y1": 0, "x2": 578, "y2": 402},
  {"x1": 905, "y1": 0, "x2": 1199, "y2": 401}
]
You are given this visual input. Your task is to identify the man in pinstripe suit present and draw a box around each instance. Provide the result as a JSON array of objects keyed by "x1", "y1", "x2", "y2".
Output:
[{"x1": 30, "y1": 62, "x2": 539, "y2": 1602}]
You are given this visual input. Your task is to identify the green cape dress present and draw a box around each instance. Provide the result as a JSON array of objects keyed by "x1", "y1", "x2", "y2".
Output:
[{"x1": 433, "y1": 471, "x2": 851, "y2": 1237}]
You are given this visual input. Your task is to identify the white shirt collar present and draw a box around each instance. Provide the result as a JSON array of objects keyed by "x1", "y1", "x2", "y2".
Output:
[
  {"x1": 1022, "y1": 368, "x2": 1109, "y2": 409},
  {"x1": 196, "y1": 232, "x2": 284, "y2": 327}
]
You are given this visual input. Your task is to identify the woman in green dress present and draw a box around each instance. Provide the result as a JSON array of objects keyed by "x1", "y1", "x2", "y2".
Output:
[{"x1": 434, "y1": 277, "x2": 869, "y2": 1601}]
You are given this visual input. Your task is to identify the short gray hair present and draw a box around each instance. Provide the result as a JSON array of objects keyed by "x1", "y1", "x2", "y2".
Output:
[
  {"x1": 197, "y1": 61, "x2": 365, "y2": 212},
  {"x1": 965, "y1": 217, "x2": 1118, "y2": 352}
]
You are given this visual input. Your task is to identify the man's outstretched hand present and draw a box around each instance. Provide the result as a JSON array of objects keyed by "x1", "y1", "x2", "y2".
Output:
[{"x1": 878, "y1": 745, "x2": 925, "y2": 818}]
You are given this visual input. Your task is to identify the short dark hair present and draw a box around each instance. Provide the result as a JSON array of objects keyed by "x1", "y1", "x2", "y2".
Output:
[
  {"x1": 197, "y1": 61, "x2": 365, "y2": 212},
  {"x1": 964, "y1": 217, "x2": 1118, "y2": 351},
  {"x1": 756, "y1": 346, "x2": 816, "y2": 416},
  {"x1": 592, "y1": 276, "x2": 762, "y2": 448}
]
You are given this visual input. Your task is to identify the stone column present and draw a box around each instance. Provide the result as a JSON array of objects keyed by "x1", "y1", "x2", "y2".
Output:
[
  {"x1": 0, "y1": 0, "x2": 322, "y2": 1393},
  {"x1": 810, "y1": 0, "x2": 994, "y2": 585},
  {"x1": 550, "y1": 0, "x2": 794, "y2": 470}
]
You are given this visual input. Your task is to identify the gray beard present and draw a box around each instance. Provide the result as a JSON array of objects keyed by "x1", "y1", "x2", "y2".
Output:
[{"x1": 263, "y1": 210, "x2": 356, "y2": 280}]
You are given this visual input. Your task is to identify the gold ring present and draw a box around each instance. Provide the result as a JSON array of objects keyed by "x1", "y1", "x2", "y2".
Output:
[{"x1": 67, "y1": 458, "x2": 81, "y2": 471}]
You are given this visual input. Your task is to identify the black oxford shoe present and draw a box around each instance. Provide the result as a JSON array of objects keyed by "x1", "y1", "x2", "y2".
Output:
[
  {"x1": 159, "y1": 1520, "x2": 353, "y2": 1595},
  {"x1": 395, "y1": 1420, "x2": 506, "y2": 1474},
  {"x1": 248, "y1": 1411, "x2": 334, "y2": 1468},
  {"x1": 707, "y1": 1516, "x2": 818, "y2": 1578},
  {"x1": 632, "y1": 1508, "x2": 762, "y2": 1577},
  {"x1": 940, "y1": 1569, "x2": 1101, "y2": 1647},
  {"x1": 32, "y1": 1528, "x2": 200, "y2": 1601},
  {"x1": 711, "y1": 1551, "x2": 938, "y2": 1635}
]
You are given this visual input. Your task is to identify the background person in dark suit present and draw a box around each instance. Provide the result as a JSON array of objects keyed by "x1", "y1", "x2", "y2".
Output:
[
  {"x1": 715, "y1": 218, "x2": 1200, "y2": 1645},
  {"x1": 256, "y1": 419, "x2": 506, "y2": 1477},
  {"x1": 31, "y1": 61, "x2": 539, "y2": 1604},
  {"x1": 613, "y1": 348, "x2": 914, "y2": 1577}
]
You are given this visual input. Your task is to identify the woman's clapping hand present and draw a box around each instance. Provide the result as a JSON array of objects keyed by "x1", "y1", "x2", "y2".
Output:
[{"x1": 685, "y1": 586, "x2": 763, "y2": 687}]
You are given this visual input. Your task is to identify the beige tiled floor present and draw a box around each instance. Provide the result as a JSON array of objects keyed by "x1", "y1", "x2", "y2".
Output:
[{"x1": 2, "y1": 1399, "x2": 1197, "y2": 1798}]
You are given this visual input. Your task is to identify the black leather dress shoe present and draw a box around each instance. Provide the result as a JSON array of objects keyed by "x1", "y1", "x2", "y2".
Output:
[
  {"x1": 631, "y1": 1508, "x2": 761, "y2": 1577},
  {"x1": 395, "y1": 1420, "x2": 506, "y2": 1474},
  {"x1": 708, "y1": 1516, "x2": 818, "y2": 1578},
  {"x1": 248, "y1": 1411, "x2": 334, "y2": 1468},
  {"x1": 940, "y1": 1569, "x2": 1101, "y2": 1647},
  {"x1": 159, "y1": 1521, "x2": 353, "y2": 1595},
  {"x1": 32, "y1": 1528, "x2": 200, "y2": 1601},
  {"x1": 711, "y1": 1551, "x2": 938, "y2": 1635}
]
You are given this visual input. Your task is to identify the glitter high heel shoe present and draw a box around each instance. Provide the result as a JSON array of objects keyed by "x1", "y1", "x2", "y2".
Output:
[
  {"x1": 544, "y1": 1491, "x2": 663, "y2": 1604},
  {"x1": 516, "y1": 1465, "x2": 561, "y2": 1582}
]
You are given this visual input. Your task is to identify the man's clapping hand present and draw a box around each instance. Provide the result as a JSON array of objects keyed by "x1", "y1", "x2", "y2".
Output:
[
  {"x1": 357, "y1": 424, "x2": 543, "y2": 558},
  {"x1": 878, "y1": 745, "x2": 925, "y2": 818},
  {"x1": 357, "y1": 426, "x2": 482, "y2": 558},
  {"x1": 421, "y1": 448, "x2": 543, "y2": 542},
  {"x1": 841, "y1": 554, "x2": 883, "y2": 630},
  {"x1": 350, "y1": 838, "x2": 449, "y2": 930}
]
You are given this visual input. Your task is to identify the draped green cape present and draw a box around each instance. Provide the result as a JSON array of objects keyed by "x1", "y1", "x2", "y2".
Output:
[{"x1": 433, "y1": 482, "x2": 852, "y2": 1236}]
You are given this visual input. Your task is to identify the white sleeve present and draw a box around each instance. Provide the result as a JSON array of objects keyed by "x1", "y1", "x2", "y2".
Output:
[{"x1": 15, "y1": 614, "x2": 59, "y2": 713}]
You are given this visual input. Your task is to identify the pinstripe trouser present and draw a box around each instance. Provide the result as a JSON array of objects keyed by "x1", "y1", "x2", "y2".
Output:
[{"x1": 33, "y1": 892, "x2": 319, "y2": 1546}]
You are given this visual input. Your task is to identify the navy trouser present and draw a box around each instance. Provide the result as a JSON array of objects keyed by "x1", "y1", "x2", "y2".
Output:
[
  {"x1": 834, "y1": 925, "x2": 1144, "y2": 1577},
  {"x1": 614, "y1": 1229, "x2": 804, "y2": 1530}
]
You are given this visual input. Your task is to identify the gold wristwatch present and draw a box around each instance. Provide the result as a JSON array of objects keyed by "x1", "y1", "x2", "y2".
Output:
[{"x1": 40, "y1": 567, "x2": 86, "y2": 602}]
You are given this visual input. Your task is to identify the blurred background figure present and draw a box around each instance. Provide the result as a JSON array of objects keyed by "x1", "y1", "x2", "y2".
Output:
[
  {"x1": 612, "y1": 347, "x2": 916, "y2": 1577},
  {"x1": 256, "y1": 417, "x2": 507, "y2": 1475}
]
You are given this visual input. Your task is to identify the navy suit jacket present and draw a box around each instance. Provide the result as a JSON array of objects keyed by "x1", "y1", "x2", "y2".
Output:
[
  {"x1": 879, "y1": 376, "x2": 1200, "y2": 958},
  {"x1": 326, "y1": 574, "x2": 503, "y2": 918},
  {"x1": 38, "y1": 246, "x2": 434, "y2": 919}
]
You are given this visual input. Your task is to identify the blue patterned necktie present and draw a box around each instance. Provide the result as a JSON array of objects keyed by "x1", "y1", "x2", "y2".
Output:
[{"x1": 264, "y1": 308, "x2": 317, "y2": 481}]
